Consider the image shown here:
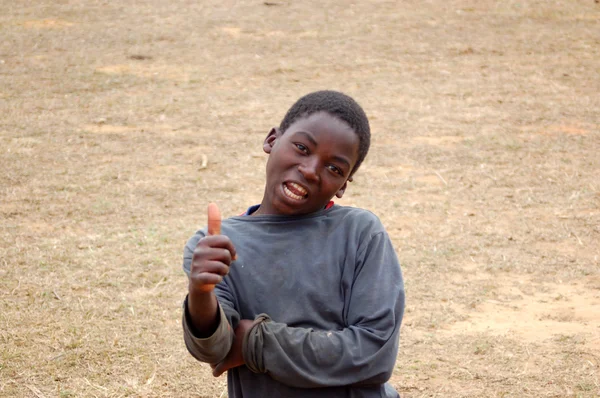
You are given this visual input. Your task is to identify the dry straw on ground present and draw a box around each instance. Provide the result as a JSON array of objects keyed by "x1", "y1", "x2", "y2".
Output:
[{"x1": 1, "y1": 0, "x2": 599, "y2": 397}]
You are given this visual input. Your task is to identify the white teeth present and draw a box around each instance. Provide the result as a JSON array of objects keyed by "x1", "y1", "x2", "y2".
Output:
[
  {"x1": 288, "y1": 182, "x2": 307, "y2": 195},
  {"x1": 283, "y1": 184, "x2": 304, "y2": 200}
]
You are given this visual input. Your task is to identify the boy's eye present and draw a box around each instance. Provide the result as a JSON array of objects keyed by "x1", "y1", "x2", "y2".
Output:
[
  {"x1": 327, "y1": 164, "x2": 344, "y2": 176},
  {"x1": 294, "y1": 143, "x2": 308, "y2": 153}
]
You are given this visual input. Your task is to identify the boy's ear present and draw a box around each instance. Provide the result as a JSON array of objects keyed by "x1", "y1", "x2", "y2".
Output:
[
  {"x1": 335, "y1": 176, "x2": 353, "y2": 198},
  {"x1": 263, "y1": 127, "x2": 280, "y2": 154},
  {"x1": 335, "y1": 180, "x2": 348, "y2": 198}
]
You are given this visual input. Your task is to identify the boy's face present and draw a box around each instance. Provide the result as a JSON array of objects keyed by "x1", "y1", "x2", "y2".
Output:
[{"x1": 258, "y1": 111, "x2": 359, "y2": 216}]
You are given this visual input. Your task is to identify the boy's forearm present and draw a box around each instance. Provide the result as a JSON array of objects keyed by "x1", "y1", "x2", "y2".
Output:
[
  {"x1": 182, "y1": 292, "x2": 235, "y2": 365},
  {"x1": 242, "y1": 317, "x2": 400, "y2": 388},
  {"x1": 187, "y1": 288, "x2": 220, "y2": 337}
]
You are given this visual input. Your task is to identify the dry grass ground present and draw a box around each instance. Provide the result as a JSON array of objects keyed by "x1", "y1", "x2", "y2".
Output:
[{"x1": 1, "y1": 0, "x2": 599, "y2": 397}]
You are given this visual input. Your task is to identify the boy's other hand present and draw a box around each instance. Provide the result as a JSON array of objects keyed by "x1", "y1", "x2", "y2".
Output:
[
  {"x1": 189, "y1": 203, "x2": 237, "y2": 293},
  {"x1": 211, "y1": 319, "x2": 254, "y2": 377}
]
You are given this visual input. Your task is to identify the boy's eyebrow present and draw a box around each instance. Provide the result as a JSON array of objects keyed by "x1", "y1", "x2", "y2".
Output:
[
  {"x1": 332, "y1": 155, "x2": 351, "y2": 169},
  {"x1": 296, "y1": 131, "x2": 318, "y2": 147}
]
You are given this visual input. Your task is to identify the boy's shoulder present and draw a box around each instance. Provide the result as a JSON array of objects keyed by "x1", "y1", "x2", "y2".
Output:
[
  {"x1": 329, "y1": 204, "x2": 382, "y2": 221},
  {"x1": 328, "y1": 205, "x2": 386, "y2": 233},
  {"x1": 331, "y1": 204, "x2": 377, "y2": 217}
]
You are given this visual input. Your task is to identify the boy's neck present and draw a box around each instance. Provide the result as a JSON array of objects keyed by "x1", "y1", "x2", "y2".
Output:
[{"x1": 247, "y1": 201, "x2": 334, "y2": 217}]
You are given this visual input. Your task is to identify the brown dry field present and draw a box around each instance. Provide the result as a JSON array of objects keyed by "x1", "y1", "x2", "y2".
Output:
[{"x1": 1, "y1": 0, "x2": 599, "y2": 397}]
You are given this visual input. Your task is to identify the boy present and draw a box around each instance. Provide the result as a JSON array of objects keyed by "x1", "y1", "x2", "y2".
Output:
[{"x1": 182, "y1": 91, "x2": 405, "y2": 397}]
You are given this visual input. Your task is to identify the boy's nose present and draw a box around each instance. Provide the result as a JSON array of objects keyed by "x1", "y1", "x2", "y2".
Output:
[{"x1": 298, "y1": 160, "x2": 319, "y2": 183}]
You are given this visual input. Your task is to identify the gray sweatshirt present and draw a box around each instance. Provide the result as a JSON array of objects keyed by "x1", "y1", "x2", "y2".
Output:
[{"x1": 182, "y1": 205, "x2": 405, "y2": 397}]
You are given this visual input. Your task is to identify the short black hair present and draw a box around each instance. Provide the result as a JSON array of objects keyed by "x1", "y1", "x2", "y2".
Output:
[{"x1": 279, "y1": 90, "x2": 371, "y2": 175}]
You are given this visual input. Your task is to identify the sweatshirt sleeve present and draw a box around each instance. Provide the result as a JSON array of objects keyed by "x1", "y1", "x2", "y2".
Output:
[
  {"x1": 181, "y1": 231, "x2": 240, "y2": 364},
  {"x1": 243, "y1": 231, "x2": 405, "y2": 388},
  {"x1": 182, "y1": 297, "x2": 234, "y2": 364}
]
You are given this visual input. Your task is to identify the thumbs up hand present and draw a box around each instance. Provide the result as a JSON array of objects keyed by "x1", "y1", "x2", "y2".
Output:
[{"x1": 189, "y1": 203, "x2": 237, "y2": 293}]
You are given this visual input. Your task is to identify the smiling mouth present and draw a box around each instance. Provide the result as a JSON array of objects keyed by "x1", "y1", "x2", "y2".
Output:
[{"x1": 283, "y1": 182, "x2": 308, "y2": 201}]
